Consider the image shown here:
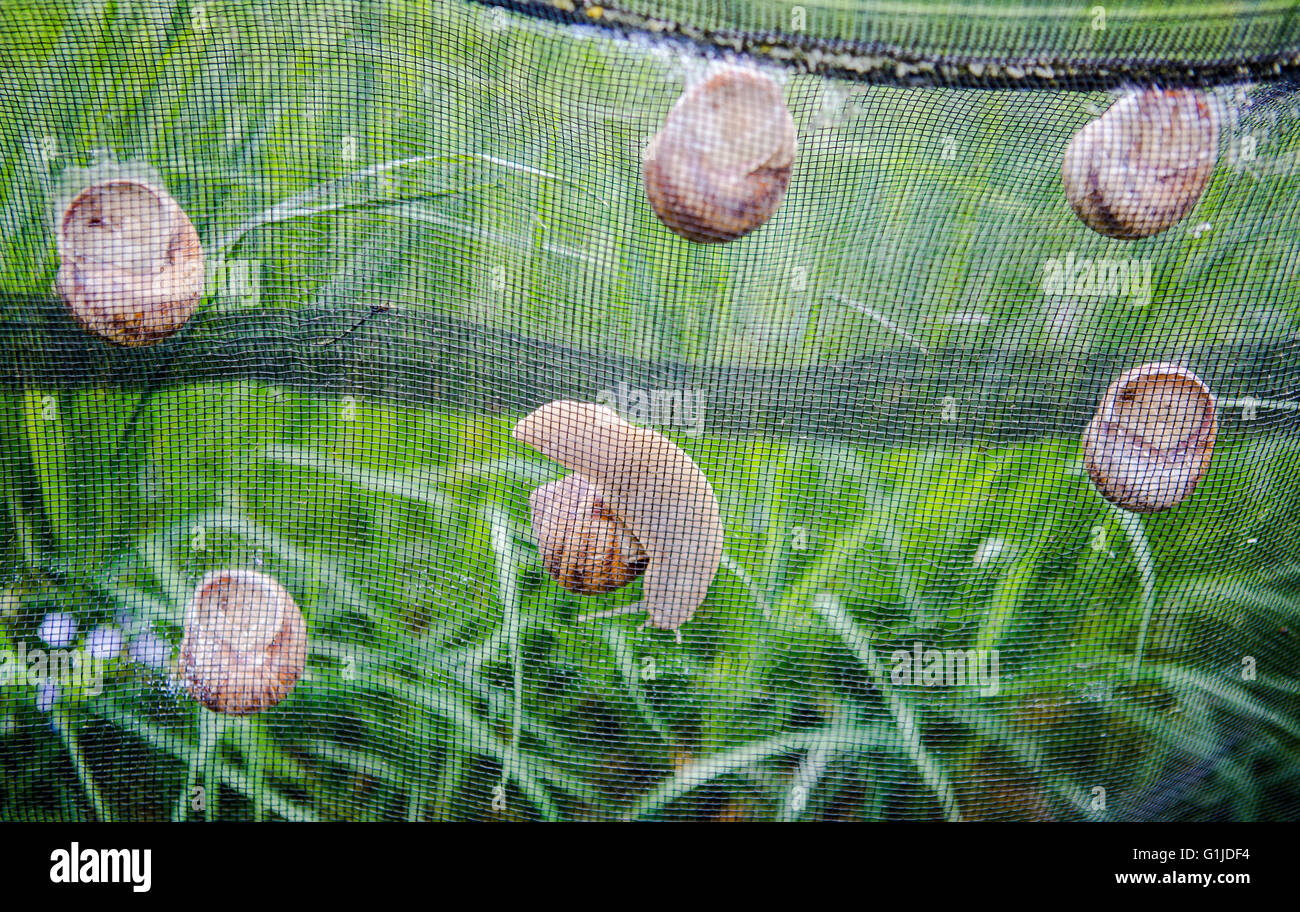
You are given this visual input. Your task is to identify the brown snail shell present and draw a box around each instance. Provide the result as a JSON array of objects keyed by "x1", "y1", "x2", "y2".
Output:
[
  {"x1": 55, "y1": 177, "x2": 204, "y2": 346},
  {"x1": 642, "y1": 67, "x2": 796, "y2": 243},
  {"x1": 1062, "y1": 88, "x2": 1220, "y2": 240},
  {"x1": 1082, "y1": 362, "x2": 1218, "y2": 513},
  {"x1": 178, "y1": 569, "x2": 307, "y2": 715},
  {"x1": 529, "y1": 473, "x2": 648, "y2": 594}
]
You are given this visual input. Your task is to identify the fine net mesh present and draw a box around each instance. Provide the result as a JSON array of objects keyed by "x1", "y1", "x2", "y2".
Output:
[{"x1": 0, "y1": 0, "x2": 1297, "y2": 822}]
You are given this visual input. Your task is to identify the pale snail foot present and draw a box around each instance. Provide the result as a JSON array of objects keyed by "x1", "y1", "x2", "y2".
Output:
[
  {"x1": 637, "y1": 618, "x2": 683, "y2": 645},
  {"x1": 576, "y1": 602, "x2": 683, "y2": 643}
]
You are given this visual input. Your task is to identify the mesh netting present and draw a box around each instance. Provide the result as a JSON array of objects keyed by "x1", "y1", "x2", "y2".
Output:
[{"x1": 0, "y1": 0, "x2": 1297, "y2": 822}]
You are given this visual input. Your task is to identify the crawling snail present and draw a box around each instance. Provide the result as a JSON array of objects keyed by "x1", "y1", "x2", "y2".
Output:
[
  {"x1": 55, "y1": 170, "x2": 204, "y2": 346},
  {"x1": 1082, "y1": 362, "x2": 1218, "y2": 513},
  {"x1": 178, "y1": 569, "x2": 307, "y2": 715},
  {"x1": 513, "y1": 401, "x2": 724, "y2": 641},
  {"x1": 642, "y1": 66, "x2": 796, "y2": 243},
  {"x1": 1062, "y1": 88, "x2": 1220, "y2": 240}
]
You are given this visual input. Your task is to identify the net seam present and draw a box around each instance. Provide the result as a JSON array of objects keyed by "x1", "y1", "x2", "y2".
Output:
[{"x1": 469, "y1": 0, "x2": 1300, "y2": 90}]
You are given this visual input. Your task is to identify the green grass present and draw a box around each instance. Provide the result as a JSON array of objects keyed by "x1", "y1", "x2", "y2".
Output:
[
  {"x1": 0, "y1": 0, "x2": 1296, "y2": 820},
  {"x1": 0, "y1": 382, "x2": 1293, "y2": 820}
]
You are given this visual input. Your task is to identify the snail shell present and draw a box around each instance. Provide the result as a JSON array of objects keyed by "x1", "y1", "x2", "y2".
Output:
[
  {"x1": 529, "y1": 473, "x2": 648, "y2": 594},
  {"x1": 178, "y1": 569, "x2": 307, "y2": 715},
  {"x1": 55, "y1": 177, "x2": 204, "y2": 346},
  {"x1": 1082, "y1": 362, "x2": 1218, "y2": 513},
  {"x1": 1062, "y1": 88, "x2": 1220, "y2": 240},
  {"x1": 642, "y1": 67, "x2": 796, "y2": 243}
]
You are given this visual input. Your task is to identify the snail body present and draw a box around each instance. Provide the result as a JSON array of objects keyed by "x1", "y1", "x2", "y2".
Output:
[
  {"x1": 55, "y1": 175, "x2": 204, "y2": 346},
  {"x1": 178, "y1": 569, "x2": 307, "y2": 715},
  {"x1": 643, "y1": 67, "x2": 796, "y2": 243},
  {"x1": 529, "y1": 473, "x2": 648, "y2": 594},
  {"x1": 1062, "y1": 89, "x2": 1219, "y2": 240},
  {"x1": 1082, "y1": 362, "x2": 1218, "y2": 513},
  {"x1": 514, "y1": 401, "x2": 724, "y2": 638}
]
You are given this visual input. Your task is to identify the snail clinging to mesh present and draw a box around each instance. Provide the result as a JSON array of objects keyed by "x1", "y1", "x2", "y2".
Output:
[
  {"x1": 642, "y1": 66, "x2": 797, "y2": 243},
  {"x1": 513, "y1": 401, "x2": 724, "y2": 641},
  {"x1": 178, "y1": 569, "x2": 307, "y2": 715},
  {"x1": 1082, "y1": 362, "x2": 1218, "y2": 513},
  {"x1": 1062, "y1": 88, "x2": 1220, "y2": 240},
  {"x1": 1066, "y1": 86, "x2": 1216, "y2": 241},
  {"x1": 55, "y1": 168, "x2": 204, "y2": 346}
]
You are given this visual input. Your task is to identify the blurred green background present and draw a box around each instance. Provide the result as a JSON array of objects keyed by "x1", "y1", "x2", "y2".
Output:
[{"x1": 0, "y1": 0, "x2": 1297, "y2": 820}]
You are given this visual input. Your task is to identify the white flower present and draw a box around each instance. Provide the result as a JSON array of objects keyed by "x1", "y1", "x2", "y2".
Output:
[
  {"x1": 128, "y1": 629, "x2": 171, "y2": 670},
  {"x1": 37, "y1": 612, "x2": 77, "y2": 648},
  {"x1": 36, "y1": 683, "x2": 59, "y2": 713},
  {"x1": 86, "y1": 625, "x2": 124, "y2": 660},
  {"x1": 973, "y1": 537, "x2": 1010, "y2": 567}
]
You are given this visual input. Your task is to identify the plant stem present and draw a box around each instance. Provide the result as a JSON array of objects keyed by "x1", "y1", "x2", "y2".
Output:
[
  {"x1": 1113, "y1": 504, "x2": 1157, "y2": 672},
  {"x1": 720, "y1": 553, "x2": 771, "y2": 619},
  {"x1": 485, "y1": 503, "x2": 525, "y2": 812},
  {"x1": 52, "y1": 705, "x2": 114, "y2": 822},
  {"x1": 814, "y1": 595, "x2": 963, "y2": 822}
]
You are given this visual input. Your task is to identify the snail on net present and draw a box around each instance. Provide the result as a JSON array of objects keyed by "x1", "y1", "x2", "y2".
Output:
[
  {"x1": 1082, "y1": 362, "x2": 1218, "y2": 513},
  {"x1": 513, "y1": 401, "x2": 724, "y2": 642},
  {"x1": 178, "y1": 569, "x2": 307, "y2": 715},
  {"x1": 1062, "y1": 88, "x2": 1220, "y2": 240},
  {"x1": 642, "y1": 66, "x2": 797, "y2": 243},
  {"x1": 54, "y1": 167, "x2": 204, "y2": 346}
]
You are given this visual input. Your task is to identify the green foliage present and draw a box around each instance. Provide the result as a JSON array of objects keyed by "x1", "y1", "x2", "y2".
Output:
[
  {"x1": 0, "y1": 383, "x2": 1293, "y2": 820},
  {"x1": 0, "y1": 0, "x2": 1295, "y2": 820}
]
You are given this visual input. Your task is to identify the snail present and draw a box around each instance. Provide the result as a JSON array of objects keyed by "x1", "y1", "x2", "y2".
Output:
[
  {"x1": 55, "y1": 173, "x2": 204, "y2": 345},
  {"x1": 1062, "y1": 88, "x2": 1220, "y2": 240},
  {"x1": 178, "y1": 569, "x2": 307, "y2": 715},
  {"x1": 642, "y1": 66, "x2": 796, "y2": 243},
  {"x1": 1082, "y1": 362, "x2": 1218, "y2": 513},
  {"x1": 513, "y1": 401, "x2": 724, "y2": 641},
  {"x1": 529, "y1": 473, "x2": 648, "y2": 594}
]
